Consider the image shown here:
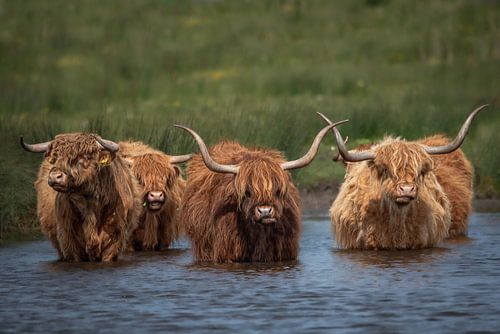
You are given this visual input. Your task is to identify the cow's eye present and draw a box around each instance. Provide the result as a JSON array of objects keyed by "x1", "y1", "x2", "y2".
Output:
[
  {"x1": 379, "y1": 166, "x2": 389, "y2": 177},
  {"x1": 47, "y1": 156, "x2": 56, "y2": 164},
  {"x1": 78, "y1": 157, "x2": 90, "y2": 168},
  {"x1": 245, "y1": 190, "x2": 252, "y2": 198}
]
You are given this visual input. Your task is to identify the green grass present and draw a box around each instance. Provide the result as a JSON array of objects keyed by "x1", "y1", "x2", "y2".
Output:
[{"x1": 1, "y1": 0, "x2": 499, "y2": 242}]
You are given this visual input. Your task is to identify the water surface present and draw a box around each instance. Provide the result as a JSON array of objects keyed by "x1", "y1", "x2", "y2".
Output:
[{"x1": 1, "y1": 213, "x2": 499, "y2": 333}]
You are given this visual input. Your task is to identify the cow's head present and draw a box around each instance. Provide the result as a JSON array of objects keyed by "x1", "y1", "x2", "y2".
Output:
[
  {"x1": 174, "y1": 119, "x2": 347, "y2": 225},
  {"x1": 319, "y1": 105, "x2": 487, "y2": 206},
  {"x1": 21, "y1": 133, "x2": 119, "y2": 193},
  {"x1": 367, "y1": 138, "x2": 433, "y2": 205},
  {"x1": 132, "y1": 153, "x2": 191, "y2": 212}
]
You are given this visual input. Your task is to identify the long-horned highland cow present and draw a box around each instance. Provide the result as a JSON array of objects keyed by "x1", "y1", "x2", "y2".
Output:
[
  {"x1": 175, "y1": 120, "x2": 347, "y2": 262},
  {"x1": 21, "y1": 133, "x2": 141, "y2": 262},
  {"x1": 118, "y1": 141, "x2": 192, "y2": 251},
  {"x1": 319, "y1": 105, "x2": 487, "y2": 250}
]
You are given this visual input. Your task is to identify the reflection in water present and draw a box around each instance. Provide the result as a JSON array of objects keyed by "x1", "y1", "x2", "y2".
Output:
[
  {"x1": 189, "y1": 260, "x2": 300, "y2": 276},
  {"x1": 0, "y1": 214, "x2": 499, "y2": 333},
  {"x1": 333, "y1": 247, "x2": 450, "y2": 268}
]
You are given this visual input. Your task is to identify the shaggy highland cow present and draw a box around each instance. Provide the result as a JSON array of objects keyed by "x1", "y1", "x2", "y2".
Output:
[
  {"x1": 21, "y1": 133, "x2": 141, "y2": 262},
  {"x1": 119, "y1": 141, "x2": 192, "y2": 251},
  {"x1": 176, "y1": 120, "x2": 347, "y2": 262},
  {"x1": 319, "y1": 105, "x2": 486, "y2": 250}
]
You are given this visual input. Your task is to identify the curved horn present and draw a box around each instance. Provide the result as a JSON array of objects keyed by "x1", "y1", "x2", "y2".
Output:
[
  {"x1": 281, "y1": 119, "x2": 349, "y2": 171},
  {"x1": 317, "y1": 112, "x2": 376, "y2": 162},
  {"x1": 173, "y1": 125, "x2": 239, "y2": 174},
  {"x1": 423, "y1": 104, "x2": 488, "y2": 155},
  {"x1": 20, "y1": 136, "x2": 51, "y2": 153},
  {"x1": 94, "y1": 136, "x2": 120, "y2": 153},
  {"x1": 169, "y1": 153, "x2": 194, "y2": 164},
  {"x1": 332, "y1": 136, "x2": 348, "y2": 162}
]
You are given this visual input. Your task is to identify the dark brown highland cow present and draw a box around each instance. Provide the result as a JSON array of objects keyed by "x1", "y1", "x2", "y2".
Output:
[
  {"x1": 119, "y1": 141, "x2": 192, "y2": 251},
  {"x1": 176, "y1": 120, "x2": 346, "y2": 262},
  {"x1": 21, "y1": 133, "x2": 141, "y2": 262},
  {"x1": 319, "y1": 105, "x2": 486, "y2": 250}
]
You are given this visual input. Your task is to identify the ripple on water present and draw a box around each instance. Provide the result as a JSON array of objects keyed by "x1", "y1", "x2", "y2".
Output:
[{"x1": 0, "y1": 214, "x2": 500, "y2": 333}]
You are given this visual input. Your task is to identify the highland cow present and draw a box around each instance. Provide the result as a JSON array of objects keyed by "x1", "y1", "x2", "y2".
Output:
[
  {"x1": 319, "y1": 105, "x2": 486, "y2": 250},
  {"x1": 21, "y1": 133, "x2": 141, "y2": 262},
  {"x1": 176, "y1": 120, "x2": 347, "y2": 262},
  {"x1": 119, "y1": 141, "x2": 192, "y2": 251}
]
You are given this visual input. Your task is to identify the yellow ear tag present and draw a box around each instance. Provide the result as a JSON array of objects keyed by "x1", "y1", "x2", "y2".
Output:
[{"x1": 99, "y1": 154, "x2": 111, "y2": 166}]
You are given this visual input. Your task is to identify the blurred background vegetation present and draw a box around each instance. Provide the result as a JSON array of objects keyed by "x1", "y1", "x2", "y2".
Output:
[{"x1": 0, "y1": 0, "x2": 499, "y2": 242}]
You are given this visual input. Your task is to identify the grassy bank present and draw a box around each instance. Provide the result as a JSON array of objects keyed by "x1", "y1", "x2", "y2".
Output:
[{"x1": 1, "y1": 0, "x2": 499, "y2": 242}]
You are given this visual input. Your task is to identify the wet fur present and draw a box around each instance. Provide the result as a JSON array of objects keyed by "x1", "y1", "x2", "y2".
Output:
[
  {"x1": 180, "y1": 141, "x2": 301, "y2": 262},
  {"x1": 331, "y1": 134, "x2": 474, "y2": 249},
  {"x1": 119, "y1": 141, "x2": 185, "y2": 251},
  {"x1": 34, "y1": 133, "x2": 141, "y2": 262}
]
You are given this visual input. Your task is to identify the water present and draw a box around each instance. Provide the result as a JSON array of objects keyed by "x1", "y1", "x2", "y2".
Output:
[{"x1": 1, "y1": 213, "x2": 500, "y2": 333}]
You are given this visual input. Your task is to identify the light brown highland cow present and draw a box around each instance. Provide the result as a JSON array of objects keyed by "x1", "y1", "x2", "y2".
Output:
[
  {"x1": 176, "y1": 121, "x2": 346, "y2": 262},
  {"x1": 21, "y1": 133, "x2": 141, "y2": 262},
  {"x1": 119, "y1": 141, "x2": 192, "y2": 251},
  {"x1": 319, "y1": 105, "x2": 486, "y2": 250}
]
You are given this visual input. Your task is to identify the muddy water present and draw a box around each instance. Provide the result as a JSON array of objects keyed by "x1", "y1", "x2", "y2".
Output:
[{"x1": 1, "y1": 213, "x2": 499, "y2": 333}]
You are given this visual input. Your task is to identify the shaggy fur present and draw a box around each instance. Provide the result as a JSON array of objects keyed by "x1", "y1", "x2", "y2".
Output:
[
  {"x1": 33, "y1": 133, "x2": 141, "y2": 262},
  {"x1": 180, "y1": 141, "x2": 301, "y2": 263},
  {"x1": 119, "y1": 141, "x2": 185, "y2": 251},
  {"x1": 332, "y1": 135, "x2": 456, "y2": 250},
  {"x1": 419, "y1": 135, "x2": 473, "y2": 237}
]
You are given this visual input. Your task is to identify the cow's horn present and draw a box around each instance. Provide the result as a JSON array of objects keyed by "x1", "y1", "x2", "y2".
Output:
[
  {"x1": 281, "y1": 120, "x2": 349, "y2": 171},
  {"x1": 94, "y1": 136, "x2": 120, "y2": 153},
  {"x1": 20, "y1": 136, "x2": 51, "y2": 153},
  {"x1": 423, "y1": 104, "x2": 488, "y2": 155},
  {"x1": 170, "y1": 153, "x2": 194, "y2": 164},
  {"x1": 317, "y1": 112, "x2": 376, "y2": 162},
  {"x1": 174, "y1": 125, "x2": 240, "y2": 174}
]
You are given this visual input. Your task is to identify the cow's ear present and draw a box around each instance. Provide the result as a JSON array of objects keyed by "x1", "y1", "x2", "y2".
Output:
[
  {"x1": 98, "y1": 150, "x2": 114, "y2": 167},
  {"x1": 422, "y1": 158, "x2": 433, "y2": 175},
  {"x1": 173, "y1": 165, "x2": 182, "y2": 177}
]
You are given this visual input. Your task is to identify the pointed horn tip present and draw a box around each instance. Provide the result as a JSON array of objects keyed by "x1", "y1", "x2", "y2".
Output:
[
  {"x1": 325, "y1": 119, "x2": 349, "y2": 129},
  {"x1": 19, "y1": 136, "x2": 26, "y2": 148},
  {"x1": 334, "y1": 119, "x2": 349, "y2": 126},
  {"x1": 474, "y1": 104, "x2": 489, "y2": 113}
]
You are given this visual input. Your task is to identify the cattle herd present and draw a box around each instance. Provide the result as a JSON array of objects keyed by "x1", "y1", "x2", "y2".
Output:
[{"x1": 21, "y1": 105, "x2": 487, "y2": 262}]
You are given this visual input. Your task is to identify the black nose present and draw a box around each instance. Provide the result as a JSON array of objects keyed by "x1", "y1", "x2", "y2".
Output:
[{"x1": 147, "y1": 191, "x2": 165, "y2": 203}]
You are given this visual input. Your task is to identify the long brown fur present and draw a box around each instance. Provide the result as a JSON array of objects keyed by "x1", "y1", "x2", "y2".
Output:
[
  {"x1": 180, "y1": 141, "x2": 301, "y2": 263},
  {"x1": 332, "y1": 135, "x2": 460, "y2": 250},
  {"x1": 419, "y1": 135, "x2": 473, "y2": 237},
  {"x1": 119, "y1": 141, "x2": 185, "y2": 251},
  {"x1": 33, "y1": 133, "x2": 141, "y2": 262}
]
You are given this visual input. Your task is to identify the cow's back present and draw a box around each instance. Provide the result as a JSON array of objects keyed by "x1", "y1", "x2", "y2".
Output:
[{"x1": 419, "y1": 135, "x2": 473, "y2": 237}]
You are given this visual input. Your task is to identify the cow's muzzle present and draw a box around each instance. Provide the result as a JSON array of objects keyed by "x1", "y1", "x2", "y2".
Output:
[
  {"x1": 255, "y1": 205, "x2": 276, "y2": 224},
  {"x1": 395, "y1": 183, "x2": 416, "y2": 205},
  {"x1": 48, "y1": 170, "x2": 69, "y2": 192},
  {"x1": 146, "y1": 191, "x2": 165, "y2": 211}
]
